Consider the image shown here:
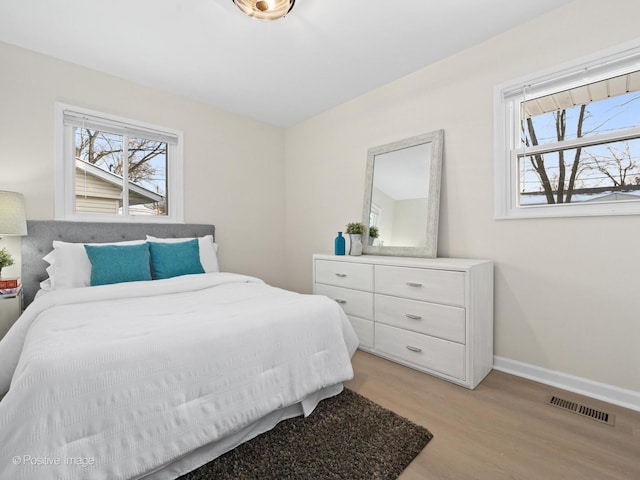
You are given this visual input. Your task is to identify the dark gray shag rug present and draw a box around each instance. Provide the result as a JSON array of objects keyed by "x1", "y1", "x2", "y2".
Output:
[{"x1": 178, "y1": 388, "x2": 433, "y2": 480}]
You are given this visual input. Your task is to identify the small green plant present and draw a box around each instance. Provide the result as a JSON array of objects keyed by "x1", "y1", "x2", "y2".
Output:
[
  {"x1": 345, "y1": 222, "x2": 365, "y2": 235},
  {"x1": 0, "y1": 248, "x2": 14, "y2": 271},
  {"x1": 369, "y1": 225, "x2": 379, "y2": 238}
]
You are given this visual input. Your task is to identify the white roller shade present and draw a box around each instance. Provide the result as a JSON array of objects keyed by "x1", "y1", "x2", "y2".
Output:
[
  {"x1": 501, "y1": 45, "x2": 640, "y2": 117},
  {"x1": 63, "y1": 110, "x2": 179, "y2": 144},
  {"x1": 523, "y1": 71, "x2": 640, "y2": 118}
]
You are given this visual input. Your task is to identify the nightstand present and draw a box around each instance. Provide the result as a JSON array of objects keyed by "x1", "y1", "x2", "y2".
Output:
[{"x1": 0, "y1": 286, "x2": 22, "y2": 340}]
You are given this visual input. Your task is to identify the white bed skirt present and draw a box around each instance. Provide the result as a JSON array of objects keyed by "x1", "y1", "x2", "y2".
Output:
[{"x1": 144, "y1": 383, "x2": 343, "y2": 479}]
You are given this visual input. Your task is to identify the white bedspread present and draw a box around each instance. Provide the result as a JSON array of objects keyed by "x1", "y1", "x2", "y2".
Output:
[{"x1": 0, "y1": 273, "x2": 358, "y2": 480}]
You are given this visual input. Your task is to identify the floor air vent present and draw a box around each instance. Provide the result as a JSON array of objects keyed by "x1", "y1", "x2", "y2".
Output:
[{"x1": 546, "y1": 395, "x2": 615, "y2": 426}]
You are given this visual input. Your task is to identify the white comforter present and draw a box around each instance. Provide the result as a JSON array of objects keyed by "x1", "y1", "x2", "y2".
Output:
[{"x1": 0, "y1": 273, "x2": 358, "y2": 480}]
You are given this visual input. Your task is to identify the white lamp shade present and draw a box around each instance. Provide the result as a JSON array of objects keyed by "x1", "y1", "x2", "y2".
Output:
[{"x1": 0, "y1": 191, "x2": 28, "y2": 236}]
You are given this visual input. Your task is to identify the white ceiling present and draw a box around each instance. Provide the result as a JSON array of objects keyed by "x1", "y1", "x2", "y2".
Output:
[
  {"x1": 0, "y1": 0, "x2": 573, "y2": 127},
  {"x1": 374, "y1": 143, "x2": 431, "y2": 200}
]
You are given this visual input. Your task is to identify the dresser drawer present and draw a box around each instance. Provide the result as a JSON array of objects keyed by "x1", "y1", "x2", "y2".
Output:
[
  {"x1": 375, "y1": 324, "x2": 465, "y2": 380},
  {"x1": 315, "y1": 260, "x2": 374, "y2": 292},
  {"x1": 375, "y1": 265, "x2": 465, "y2": 306},
  {"x1": 314, "y1": 283, "x2": 374, "y2": 320},
  {"x1": 348, "y1": 315, "x2": 374, "y2": 350},
  {"x1": 375, "y1": 294, "x2": 465, "y2": 344}
]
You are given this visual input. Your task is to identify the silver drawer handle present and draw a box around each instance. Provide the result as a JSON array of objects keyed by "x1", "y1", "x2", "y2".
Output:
[
  {"x1": 405, "y1": 314, "x2": 422, "y2": 320},
  {"x1": 406, "y1": 282, "x2": 423, "y2": 287},
  {"x1": 406, "y1": 345, "x2": 422, "y2": 353},
  {"x1": 335, "y1": 273, "x2": 347, "y2": 278},
  {"x1": 335, "y1": 299, "x2": 347, "y2": 304}
]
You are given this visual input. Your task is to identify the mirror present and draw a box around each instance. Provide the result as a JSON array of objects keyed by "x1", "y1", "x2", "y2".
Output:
[{"x1": 362, "y1": 130, "x2": 444, "y2": 257}]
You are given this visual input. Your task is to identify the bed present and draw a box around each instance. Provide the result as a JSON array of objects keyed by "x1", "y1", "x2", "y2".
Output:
[{"x1": 0, "y1": 221, "x2": 358, "y2": 480}]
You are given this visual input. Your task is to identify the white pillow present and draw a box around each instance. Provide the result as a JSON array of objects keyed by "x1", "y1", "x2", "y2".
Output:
[
  {"x1": 41, "y1": 239, "x2": 146, "y2": 290},
  {"x1": 146, "y1": 235, "x2": 219, "y2": 273},
  {"x1": 39, "y1": 251, "x2": 57, "y2": 291}
]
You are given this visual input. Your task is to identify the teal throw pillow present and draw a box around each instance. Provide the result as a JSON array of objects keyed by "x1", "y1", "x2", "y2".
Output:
[
  {"x1": 84, "y1": 243, "x2": 152, "y2": 286},
  {"x1": 148, "y1": 239, "x2": 205, "y2": 280}
]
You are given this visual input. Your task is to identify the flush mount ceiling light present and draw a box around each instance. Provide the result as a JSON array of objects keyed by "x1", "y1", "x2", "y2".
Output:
[{"x1": 232, "y1": 0, "x2": 295, "y2": 21}]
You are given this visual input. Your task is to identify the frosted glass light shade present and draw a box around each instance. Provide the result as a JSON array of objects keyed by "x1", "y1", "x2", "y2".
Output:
[
  {"x1": 232, "y1": 0, "x2": 295, "y2": 21},
  {"x1": 0, "y1": 191, "x2": 27, "y2": 236}
]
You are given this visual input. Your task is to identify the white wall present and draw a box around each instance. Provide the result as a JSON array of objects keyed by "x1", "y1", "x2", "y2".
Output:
[
  {"x1": 284, "y1": 0, "x2": 640, "y2": 392},
  {"x1": 371, "y1": 187, "x2": 395, "y2": 245},
  {"x1": 0, "y1": 41, "x2": 287, "y2": 287},
  {"x1": 392, "y1": 198, "x2": 428, "y2": 246}
]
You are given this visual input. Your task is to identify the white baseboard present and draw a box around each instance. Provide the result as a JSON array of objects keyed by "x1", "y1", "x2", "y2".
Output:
[{"x1": 493, "y1": 356, "x2": 640, "y2": 413}]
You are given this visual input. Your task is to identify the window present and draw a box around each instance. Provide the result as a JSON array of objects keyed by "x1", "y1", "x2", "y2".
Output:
[
  {"x1": 369, "y1": 203, "x2": 380, "y2": 227},
  {"x1": 55, "y1": 103, "x2": 183, "y2": 222},
  {"x1": 494, "y1": 41, "x2": 640, "y2": 219}
]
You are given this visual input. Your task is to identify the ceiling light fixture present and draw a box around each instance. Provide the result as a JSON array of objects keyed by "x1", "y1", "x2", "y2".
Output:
[{"x1": 232, "y1": 0, "x2": 295, "y2": 21}]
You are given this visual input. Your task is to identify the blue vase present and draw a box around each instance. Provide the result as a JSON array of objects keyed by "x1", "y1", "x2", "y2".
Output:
[{"x1": 334, "y1": 232, "x2": 346, "y2": 255}]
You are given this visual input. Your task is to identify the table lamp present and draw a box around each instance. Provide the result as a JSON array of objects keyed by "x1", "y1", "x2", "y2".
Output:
[{"x1": 0, "y1": 191, "x2": 27, "y2": 278}]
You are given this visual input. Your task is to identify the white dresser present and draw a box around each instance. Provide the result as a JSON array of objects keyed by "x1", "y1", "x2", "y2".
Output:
[{"x1": 313, "y1": 254, "x2": 493, "y2": 389}]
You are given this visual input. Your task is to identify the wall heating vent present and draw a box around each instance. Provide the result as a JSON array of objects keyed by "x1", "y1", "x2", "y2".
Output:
[{"x1": 546, "y1": 395, "x2": 615, "y2": 426}]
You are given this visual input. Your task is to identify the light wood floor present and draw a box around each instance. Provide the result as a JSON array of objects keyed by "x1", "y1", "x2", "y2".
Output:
[{"x1": 345, "y1": 351, "x2": 640, "y2": 480}]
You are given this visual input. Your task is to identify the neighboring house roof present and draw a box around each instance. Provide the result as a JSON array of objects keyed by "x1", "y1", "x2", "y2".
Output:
[
  {"x1": 75, "y1": 158, "x2": 164, "y2": 204},
  {"x1": 520, "y1": 185, "x2": 640, "y2": 205},
  {"x1": 583, "y1": 191, "x2": 640, "y2": 203}
]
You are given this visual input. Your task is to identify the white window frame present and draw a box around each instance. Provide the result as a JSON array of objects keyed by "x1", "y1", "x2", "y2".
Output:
[
  {"x1": 369, "y1": 203, "x2": 380, "y2": 227},
  {"x1": 55, "y1": 102, "x2": 184, "y2": 223},
  {"x1": 494, "y1": 39, "x2": 640, "y2": 219}
]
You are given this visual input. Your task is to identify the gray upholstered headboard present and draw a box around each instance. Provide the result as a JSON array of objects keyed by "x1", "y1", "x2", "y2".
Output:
[{"x1": 21, "y1": 220, "x2": 215, "y2": 308}]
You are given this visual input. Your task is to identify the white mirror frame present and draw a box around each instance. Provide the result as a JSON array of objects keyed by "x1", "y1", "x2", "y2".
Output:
[{"x1": 362, "y1": 129, "x2": 444, "y2": 258}]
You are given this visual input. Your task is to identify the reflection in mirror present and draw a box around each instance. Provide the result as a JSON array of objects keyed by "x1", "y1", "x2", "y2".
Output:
[
  {"x1": 362, "y1": 130, "x2": 444, "y2": 258},
  {"x1": 370, "y1": 142, "x2": 430, "y2": 247}
]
